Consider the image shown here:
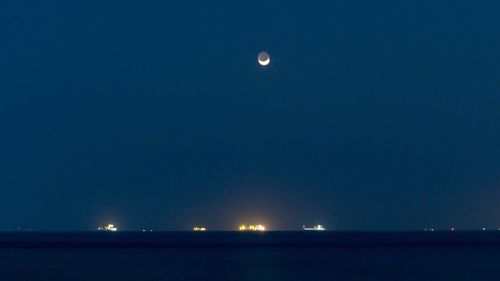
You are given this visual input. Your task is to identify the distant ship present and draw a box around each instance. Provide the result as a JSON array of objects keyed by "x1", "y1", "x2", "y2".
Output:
[
  {"x1": 98, "y1": 224, "x2": 118, "y2": 232},
  {"x1": 302, "y1": 225, "x2": 326, "y2": 231},
  {"x1": 239, "y1": 224, "x2": 266, "y2": 231}
]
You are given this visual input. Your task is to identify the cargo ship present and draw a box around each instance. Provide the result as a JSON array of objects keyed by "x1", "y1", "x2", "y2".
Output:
[
  {"x1": 302, "y1": 225, "x2": 326, "y2": 231},
  {"x1": 239, "y1": 224, "x2": 266, "y2": 231},
  {"x1": 97, "y1": 224, "x2": 118, "y2": 231}
]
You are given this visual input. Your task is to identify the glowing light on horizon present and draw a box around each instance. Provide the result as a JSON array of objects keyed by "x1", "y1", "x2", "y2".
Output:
[
  {"x1": 98, "y1": 224, "x2": 117, "y2": 231},
  {"x1": 239, "y1": 224, "x2": 266, "y2": 231},
  {"x1": 193, "y1": 226, "x2": 207, "y2": 231},
  {"x1": 302, "y1": 224, "x2": 326, "y2": 231}
]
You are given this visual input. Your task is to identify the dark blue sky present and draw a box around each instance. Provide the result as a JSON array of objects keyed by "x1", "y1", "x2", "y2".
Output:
[{"x1": 1, "y1": 1, "x2": 499, "y2": 230}]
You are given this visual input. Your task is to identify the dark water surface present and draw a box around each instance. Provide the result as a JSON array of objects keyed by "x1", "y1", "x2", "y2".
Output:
[{"x1": 0, "y1": 232, "x2": 499, "y2": 281}]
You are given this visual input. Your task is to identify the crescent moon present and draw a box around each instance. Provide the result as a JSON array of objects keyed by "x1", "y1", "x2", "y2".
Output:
[{"x1": 259, "y1": 58, "x2": 270, "y2": 66}]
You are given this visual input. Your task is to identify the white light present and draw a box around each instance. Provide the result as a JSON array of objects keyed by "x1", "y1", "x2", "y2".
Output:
[{"x1": 303, "y1": 224, "x2": 326, "y2": 231}]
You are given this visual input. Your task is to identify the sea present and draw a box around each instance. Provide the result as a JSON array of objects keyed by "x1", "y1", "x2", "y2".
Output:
[{"x1": 0, "y1": 231, "x2": 499, "y2": 281}]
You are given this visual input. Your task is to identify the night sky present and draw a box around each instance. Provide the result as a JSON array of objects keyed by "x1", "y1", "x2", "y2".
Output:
[{"x1": 1, "y1": 1, "x2": 500, "y2": 231}]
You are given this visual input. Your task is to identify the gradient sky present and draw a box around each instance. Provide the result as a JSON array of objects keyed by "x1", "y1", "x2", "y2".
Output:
[{"x1": 1, "y1": 1, "x2": 500, "y2": 230}]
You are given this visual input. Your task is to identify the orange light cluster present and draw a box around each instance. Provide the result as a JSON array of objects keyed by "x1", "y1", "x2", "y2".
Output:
[{"x1": 239, "y1": 224, "x2": 266, "y2": 231}]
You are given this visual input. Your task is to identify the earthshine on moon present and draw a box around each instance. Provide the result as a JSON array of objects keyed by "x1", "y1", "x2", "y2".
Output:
[{"x1": 258, "y1": 52, "x2": 270, "y2": 66}]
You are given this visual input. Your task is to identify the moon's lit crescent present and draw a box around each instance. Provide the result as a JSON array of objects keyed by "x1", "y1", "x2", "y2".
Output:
[
  {"x1": 258, "y1": 52, "x2": 270, "y2": 66},
  {"x1": 259, "y1": 58, "x2": 270, "y2": 66}
]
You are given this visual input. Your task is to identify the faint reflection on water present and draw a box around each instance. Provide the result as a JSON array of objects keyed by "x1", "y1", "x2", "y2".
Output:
[{"x1": 0, "y1": 247, "x2": 499, "y2": 281}]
